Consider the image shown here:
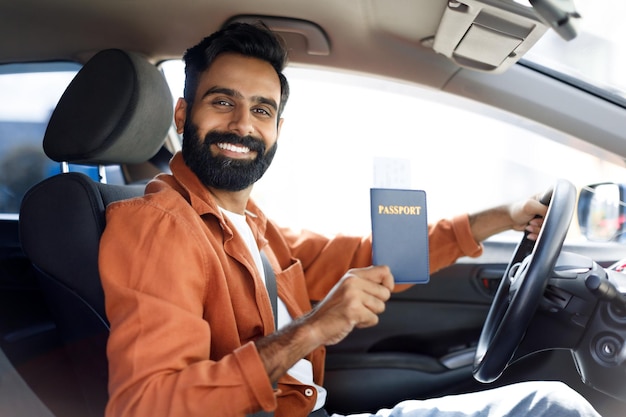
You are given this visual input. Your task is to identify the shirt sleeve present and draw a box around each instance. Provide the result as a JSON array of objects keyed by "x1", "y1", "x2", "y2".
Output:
[
  {"x1": 277, "y1": 214, "x2": 482, "y2": 297},
  {"x1": 100, "y1": 200, "x2": 276, "y2": 417},
  {"x1": 428, "y1": 213, "x2": 483, "y2": 273}
]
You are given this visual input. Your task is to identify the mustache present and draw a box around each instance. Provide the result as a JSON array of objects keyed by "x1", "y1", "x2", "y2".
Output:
[{"x1": 204, "y1": 131, "x2": 266, "y2": 154}]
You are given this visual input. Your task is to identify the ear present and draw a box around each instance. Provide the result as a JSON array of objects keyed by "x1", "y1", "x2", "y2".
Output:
[
  {"x1": 276, "y1": 117, "x2": 284, "y2": 139},
  {"x1": 174, "y1": 98, "x2": 187, "y2": 134}
]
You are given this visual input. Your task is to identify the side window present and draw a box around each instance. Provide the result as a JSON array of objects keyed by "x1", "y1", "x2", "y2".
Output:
[
  {"x1": 0, "y1": 62, "x2": 123, "y2": 216},
  {"x1": 160, "y1": 60, "x2": 626, "y2": 242}
]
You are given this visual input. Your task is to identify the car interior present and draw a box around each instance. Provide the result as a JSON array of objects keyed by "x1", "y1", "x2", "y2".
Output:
[{"x1": 1, "y1": 1, "x2": 626, "y2": 417}]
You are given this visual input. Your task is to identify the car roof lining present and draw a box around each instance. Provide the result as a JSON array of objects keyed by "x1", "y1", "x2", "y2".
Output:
[{"x1": 3, "y1": 0, "x2": 626, "y2": 159}]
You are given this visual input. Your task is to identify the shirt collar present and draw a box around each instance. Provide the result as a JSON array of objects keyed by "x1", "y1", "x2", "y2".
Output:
[{"x1": 166, "y1": 151, "x2": 269, "y2": 243}]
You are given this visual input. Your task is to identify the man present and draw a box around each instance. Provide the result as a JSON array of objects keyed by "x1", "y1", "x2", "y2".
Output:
[{"x1": 99, "y1": 22, "x2": 600, "y2": 417}]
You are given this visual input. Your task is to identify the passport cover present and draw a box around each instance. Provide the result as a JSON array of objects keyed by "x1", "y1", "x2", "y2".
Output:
[{"x1": 370, "y1": 188, "x2": 429, "y2": 284}]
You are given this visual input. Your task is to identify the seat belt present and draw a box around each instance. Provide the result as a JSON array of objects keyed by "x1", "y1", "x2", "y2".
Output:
[
  {"x1": 251, "y1": 253, "x2": 327, "y2": 417},
  {"x1": 260, "y1": 250, "x2": 278, "y2": 329},
  {"x1": 248, "y1": 250, "x2": 278, "y2": 417}
]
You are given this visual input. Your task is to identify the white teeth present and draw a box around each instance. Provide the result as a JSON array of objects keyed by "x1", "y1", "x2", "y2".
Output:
[{"x1": 217, "y1": 142, "x2": 250, "y2": 153}]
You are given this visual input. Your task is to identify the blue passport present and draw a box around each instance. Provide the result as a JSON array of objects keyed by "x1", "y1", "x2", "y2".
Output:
[{"x1": 370, "y1": 188, "x2": 429, "y2": 284}]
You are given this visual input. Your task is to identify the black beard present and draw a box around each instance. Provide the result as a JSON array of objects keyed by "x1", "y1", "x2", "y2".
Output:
[{"x1": 181, "y1": 121, "x2": 277, "y2": 191}]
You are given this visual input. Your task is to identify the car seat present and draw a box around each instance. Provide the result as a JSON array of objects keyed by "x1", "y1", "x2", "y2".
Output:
[{"x1": 19, "y1": 48, "x2": 173, "y2": 417}]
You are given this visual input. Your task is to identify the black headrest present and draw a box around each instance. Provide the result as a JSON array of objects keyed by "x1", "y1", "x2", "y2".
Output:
[{"x1": 43, "y1": 49, "x2": 173, "y2": 165}]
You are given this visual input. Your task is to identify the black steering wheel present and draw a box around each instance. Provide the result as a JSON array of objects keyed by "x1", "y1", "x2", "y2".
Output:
[{"x1": 473, "y1": 179, "x2": 577, "y2": 383}]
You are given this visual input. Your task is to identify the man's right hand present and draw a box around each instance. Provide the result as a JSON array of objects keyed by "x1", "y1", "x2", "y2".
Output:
[
  {"x1": 306, "y1": 265, "x2": 394, "y2": 346},
  {"x1": 255, "y1": 265, "x2": 394, "y2": 382}
]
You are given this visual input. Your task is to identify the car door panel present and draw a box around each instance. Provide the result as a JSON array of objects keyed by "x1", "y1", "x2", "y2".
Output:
[{"x1": 324, "y1": 265, "x2": 491, "y2": 413}]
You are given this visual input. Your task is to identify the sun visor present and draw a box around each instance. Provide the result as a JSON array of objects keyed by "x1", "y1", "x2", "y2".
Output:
[{"x1": 431, "y1": 0, "x2": 548, "y2": 73}]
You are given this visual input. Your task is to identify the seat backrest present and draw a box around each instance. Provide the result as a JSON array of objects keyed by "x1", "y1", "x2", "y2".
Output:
[{"x1": 19, "y1": 48, "x2": 173, "y2": 417}]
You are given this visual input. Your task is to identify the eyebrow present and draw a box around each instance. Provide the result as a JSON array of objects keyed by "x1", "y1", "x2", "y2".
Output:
[{"x1": 203, "y1": 86, "x2": 278, "y2": 112}]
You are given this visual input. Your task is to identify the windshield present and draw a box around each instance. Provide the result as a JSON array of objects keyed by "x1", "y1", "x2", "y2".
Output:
[{"x1": 522, "y1": 0, "x2": 626, "y2": 106}]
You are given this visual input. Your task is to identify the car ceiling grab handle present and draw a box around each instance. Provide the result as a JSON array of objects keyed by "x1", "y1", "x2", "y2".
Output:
[{"x1": 226, "y1": 15, "x2": 331, "y2": 56}]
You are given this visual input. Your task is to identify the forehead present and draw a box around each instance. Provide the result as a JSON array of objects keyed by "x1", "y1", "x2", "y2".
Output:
[{"x1": 196, "y1": 53, "x2": 282, "y2": 102}]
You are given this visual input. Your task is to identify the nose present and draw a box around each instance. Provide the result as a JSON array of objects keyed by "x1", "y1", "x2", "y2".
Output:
[{"x1": 228, "y1": 106, "x2": 254, "y2": 137}]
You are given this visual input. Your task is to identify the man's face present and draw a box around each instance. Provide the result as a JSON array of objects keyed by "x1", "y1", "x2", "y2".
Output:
[
  {"x1": 181, "y1": 121, "x2": 277, "y2": 191},
  {"x1": 176, "y1": 53, "x2": 284, "y2": 191}
]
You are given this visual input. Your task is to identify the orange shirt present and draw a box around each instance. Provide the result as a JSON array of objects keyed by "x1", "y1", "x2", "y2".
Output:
[{"x1": 100, "y1": 152, "x2": 483, "y2": 417}]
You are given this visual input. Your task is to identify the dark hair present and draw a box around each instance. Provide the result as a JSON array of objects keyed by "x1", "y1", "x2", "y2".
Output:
[{"x1": 182, "y1": 21, "x2": 290, "y2": 117}]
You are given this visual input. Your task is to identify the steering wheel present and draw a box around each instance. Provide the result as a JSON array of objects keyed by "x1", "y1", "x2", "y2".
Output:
[{"x1": 472, "y1": 179, "x2": 577, "y2": 383}]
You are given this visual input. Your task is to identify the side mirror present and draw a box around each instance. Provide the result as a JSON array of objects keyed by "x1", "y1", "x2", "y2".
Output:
[{"x1": 578, "y1": 183, "x2": 626, "y2": 242}]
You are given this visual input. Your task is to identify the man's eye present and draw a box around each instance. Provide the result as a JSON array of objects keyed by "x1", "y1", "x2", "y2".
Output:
[
  {"x1": 213, "y1": 99, "x2": 232, "y2": 107},
  {"x1": 253, "y1": 107, "x2": 271, "y2": 117}
]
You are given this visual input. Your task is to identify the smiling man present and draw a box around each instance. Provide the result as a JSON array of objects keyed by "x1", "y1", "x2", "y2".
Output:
[
  {"x1": 180, "y1": 53, "x2": 281, "y2": 197},
  {"x1": 99, "y1": 22, "x2": 600, "y2": 417}
]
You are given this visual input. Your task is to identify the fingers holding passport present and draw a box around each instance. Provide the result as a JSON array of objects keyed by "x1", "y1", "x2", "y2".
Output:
[{"x1": 307, "y1": 265, "x2": 393, "y2": 346}]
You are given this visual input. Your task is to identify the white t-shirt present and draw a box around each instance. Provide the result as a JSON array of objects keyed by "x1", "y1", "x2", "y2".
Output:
[{"x1": 221, "y1": 208, "x2": 327, "y2": 410}]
